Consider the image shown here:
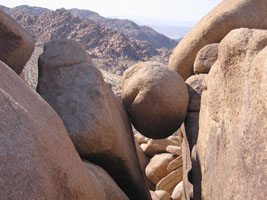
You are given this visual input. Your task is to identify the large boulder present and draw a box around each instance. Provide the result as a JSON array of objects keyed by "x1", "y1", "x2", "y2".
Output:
[
  {"x1": 193, "y1": 43, "x2": 219, "y2": 74},
  {"x1": 83, "y1": 161, "x2": 129, "y2": 200},
  {"x1": 169, "y1": 0, "x2": 267, "y2": 80},
  {"x1": 196, "y1": 28, "x2": 267, "y2": 199},
  {"x1": 0, "y1": 10, "x2": 34, "y2": 74},
  {"x1": 122, "y1": 61, "x2": 188, "y2": 139},
  {"x1": 37, "y1": 40, "x2": 151, "y2": 200},
  {"x1": 0, "y1": 61, "x2": 106, "y2": 200}
]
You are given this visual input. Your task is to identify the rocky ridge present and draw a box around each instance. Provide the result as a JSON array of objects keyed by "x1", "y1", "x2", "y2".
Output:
[{"x1": 11, "y1": 8, "x2": 171, "y2": 75}]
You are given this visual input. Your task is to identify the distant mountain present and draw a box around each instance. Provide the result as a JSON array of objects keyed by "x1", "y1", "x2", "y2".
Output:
[
  {"x1": 2, "y1": 5, "x2": 178, "y2": 49},
  {"x1": 1, "y1": 5, "x2": 49, "y2": 16},
  {"x1": 69, "y1": 8, "x2": 178, "y2": 49}
]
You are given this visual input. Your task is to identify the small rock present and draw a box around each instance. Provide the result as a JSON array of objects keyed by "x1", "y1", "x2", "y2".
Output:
[
  {"x1": 193, "y1": 43, "x2": 218, "y2": 74},
  {"x1": 156, "y1": 168, "x2": 183, "y2": 194},
  {"x1": 145, "y1": 153, "x2": 176, "y2": 185}
]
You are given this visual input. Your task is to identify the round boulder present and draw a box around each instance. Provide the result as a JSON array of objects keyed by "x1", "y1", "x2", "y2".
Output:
[{"x1": 122, "y1": 62, "x2": 188, "y2": 139}]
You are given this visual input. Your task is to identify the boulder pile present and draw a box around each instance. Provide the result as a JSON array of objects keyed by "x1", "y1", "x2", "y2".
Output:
[
  {"x1": 135, "y1": 133, "x2": 184, "y2": 200},
  {"x1": 1, "y1": 0, "x2": 267, "y2": 199}
]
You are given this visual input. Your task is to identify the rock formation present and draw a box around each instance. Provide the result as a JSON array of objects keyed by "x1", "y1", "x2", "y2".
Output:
[
  {"x1": 193, "y1": 43, "x2": 218, "y2": 74},
  {"x1": 169, "y1": 0, "x2": 267, "y2": 79},
  {"x1": 37, "y1": 39, "x2": 151, "y2": 200},
  {"x1": 0, "y1": 60, "x2": 106, "y2": 200},
  {"x1": 195, "y1": 28, "x2": 267, "y2": 200},
  {"x1": 122, "y1": 61, "x2": 188, "y2": 139},
  {"x1": 0, "y1": 9, "x2": 34, "y2": 74}
]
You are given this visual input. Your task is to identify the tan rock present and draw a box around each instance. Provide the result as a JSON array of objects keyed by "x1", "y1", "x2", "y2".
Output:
[
  {"x1": 135, "y1": 133, "x2": 150, "y2": 144},
  {"x1": 37, "y1": 40, "x2": 151, "y2": 200},
  {"x1": 122, "y1": 61, "x2": 188, "y2": 139},
  {"x1": 166, "y1": 145, "x2": 182, "y2": 156},
  {"x1": 156, "y1": 168, "x2": 183, "y2": 194},
  {"x1": 167, "y1": 155, "x2": 183, "y2": 173},
  {"x1": 141, "y1": 143, "x2": 148, "y2": 151},
  {"x1": 181, "y1": 124, "x2": 193, "y2": 200},
  {"x1": 83, "y1": 161, "x2": 129, "y2": 200},
  {"x1": 0, "y1": 10, "x2": 34, "y2": 74},
  {"x1": 145, "y1": 153, "x2": 176, "y2": 185},
  {"x1": 0, "y1": 60, "x2": 106, "y2": 200},
  {"x1": 144, "y1": 136, "x2": 181, "y2": 157},
  {"x1": 150, "y1": 190, "x2": 171, "y2": 200},
  {"x1": 171, "y1": 181, "x2": 183, "y2": 200},
  {"x1": 186, "y1": 74, "x2": 208, "y2": 112},
  {"x1": 196, "y1": 28, "x2": 267, "y2": 199},
  {"x1": 182, "y1": 112, "x2": 201, "y2": 200},
  {"x1": 169, "y1": 0, "x2": 267, "y2": 80},
  {"x1": 193, "y1": 43, "x2": 219, "y2": 74},
  {"x1": 135, "y1": 138, "x2": 149, "y2": 174}
]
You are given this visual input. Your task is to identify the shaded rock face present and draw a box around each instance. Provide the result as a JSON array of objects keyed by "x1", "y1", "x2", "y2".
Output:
[
  {"x1": 122, "y1": 61, "x2": 188, "y2": 139},
  {"x1": 193, "y1": 43, "x2": 218, "y2": 74},
  {"x1": 196, "y1": 28, "x2": 267, "y2": 200},
  {"x1": 0, "y1": 60, "x2": 106, "y2": 200},
  {"x1": 182, "y1": 74, "x2": 207, "y2": 200},
  {"x1": 169, "y1": 0, "x2": 267, "y2": 80},
  {"x1": 0, "y1": 9, "x2": 34, "y2": 74},
  {"x1": 186, "y1": 74, "x2": 207, "y2": 112},
  {"x1": 37, "y1": 40, "x2": 151, "y2": 200},
  {"x1": 83, "y1": 161, "x2": 129, "y2": 200}
]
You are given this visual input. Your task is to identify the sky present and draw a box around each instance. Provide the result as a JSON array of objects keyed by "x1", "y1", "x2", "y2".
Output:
[{"x1": 0, "y1": 0, "x2": 222, "y2": 25}]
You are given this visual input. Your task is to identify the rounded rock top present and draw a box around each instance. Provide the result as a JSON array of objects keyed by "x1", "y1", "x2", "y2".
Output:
[{"x1": 122, "y1": 61, "x2": 189, "y2": 139}]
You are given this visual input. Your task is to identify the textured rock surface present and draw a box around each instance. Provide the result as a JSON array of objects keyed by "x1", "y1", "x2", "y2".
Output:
[
  {"x1": 196, "y1": 28, "x2": 267, "y2": 199},
  {"x1": 194, "y1": 43, "x2": 219, "y2": 74},
  {"x1": 37, "y1": 40, "x2": 151, "y2": 200},
  {"x1": 171, "y1": 181, "x2": 183, "y2": 200},
  {"x1": 0, "y1": 10, "x2": 34, "y2": 74},
  {"x1": 143, "y1": 136, "x2": 181, "y2": 157},
  {"x1": 167, "y1": 156, "x2": 183, "y2": 173},
  {"x1": 83, "y1": 161, "x2": 129, "y2": 200},
  {"x1": 193, "y1": 43, "x2": 218, "y2": 74},
  {"x1": 122, "y1": 61, "x2": 188, "y2": 139},
  {"x1": 186, "y1": 74, "x2": 207, "y2": 112},
  {"x1": 150, "y1": 190, "x2": 171, "y2": 200},
  {"x1": 145, "y1": 153, "x2": 176, "y2": 185},
  {"x1": 169, "y1": 0, "x2": 267, "y2": 79},
  {"x1": 0, "y1": 61, "x2": 106, "y2": 200},
  {"x1": 156, "y1": 168, "x2": 183, "y2": 194}
]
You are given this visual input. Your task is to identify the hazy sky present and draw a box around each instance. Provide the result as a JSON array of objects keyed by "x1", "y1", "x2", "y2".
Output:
[{"x1": 0, "y1": 0, "x2": 222, "y2": 24}]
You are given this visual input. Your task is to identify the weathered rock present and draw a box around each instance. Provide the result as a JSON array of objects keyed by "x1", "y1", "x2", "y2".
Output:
[
  {"x1": 156, "y1": 168, "x2": 183, "y2": 194},
  {"x1": 0, "y1": 60, "x2": 106, "y2": 200},
  {"x1": 83, "y1": 161, "x2": 129, "y2": 200},
  {"x1": 0, "y1": 10, "x2": 34, "y2": 74},
  {"x1": 122, "y1": 61, "x2": 188, "y2": 139},
  {"x1": 171, "y1": 181, "x2": 183, "y2": 200},
  {"x1": 144, "y1": 136, "x2": 181, "y2": 157},
  {"x1": 167, "y1": 155, "x2": 183, "y2": 173},
  {"x1": 165, "y1": 145, "x2": 182, "y2": 156},
  {"x1": 135, "y1": 138, "x2": 150, "y2": 174},
  {"x1": 169, "y1": 0, "x2": 267, "y2": 80},
  {"x1": 196, "y1": 28, "x2": 267, "y2": 200},
  {"x1": 145, "y1": 153, "x2": 176, "y2": 185},
  {"x1": 181, "y1": 124, "x2": 194, "y2": 200},
  {"x1": 193, "y1": 43, "x2": 219, "y2": 74},
  {"x1": 182, "y1": 112, "x2": 201, "y2": 200},
  {"x1": 135, "y1": 133, "x2": 150, "y2": 144},
  {"x1": 37, "y1": 40, "x2": 151, "y2": 200},
  {"x1": 186, "y1": 74, "x2": 207, "y2": 112},
  {"x1": 150, "y1": 190, "x2": 171, "y2": 200}
]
